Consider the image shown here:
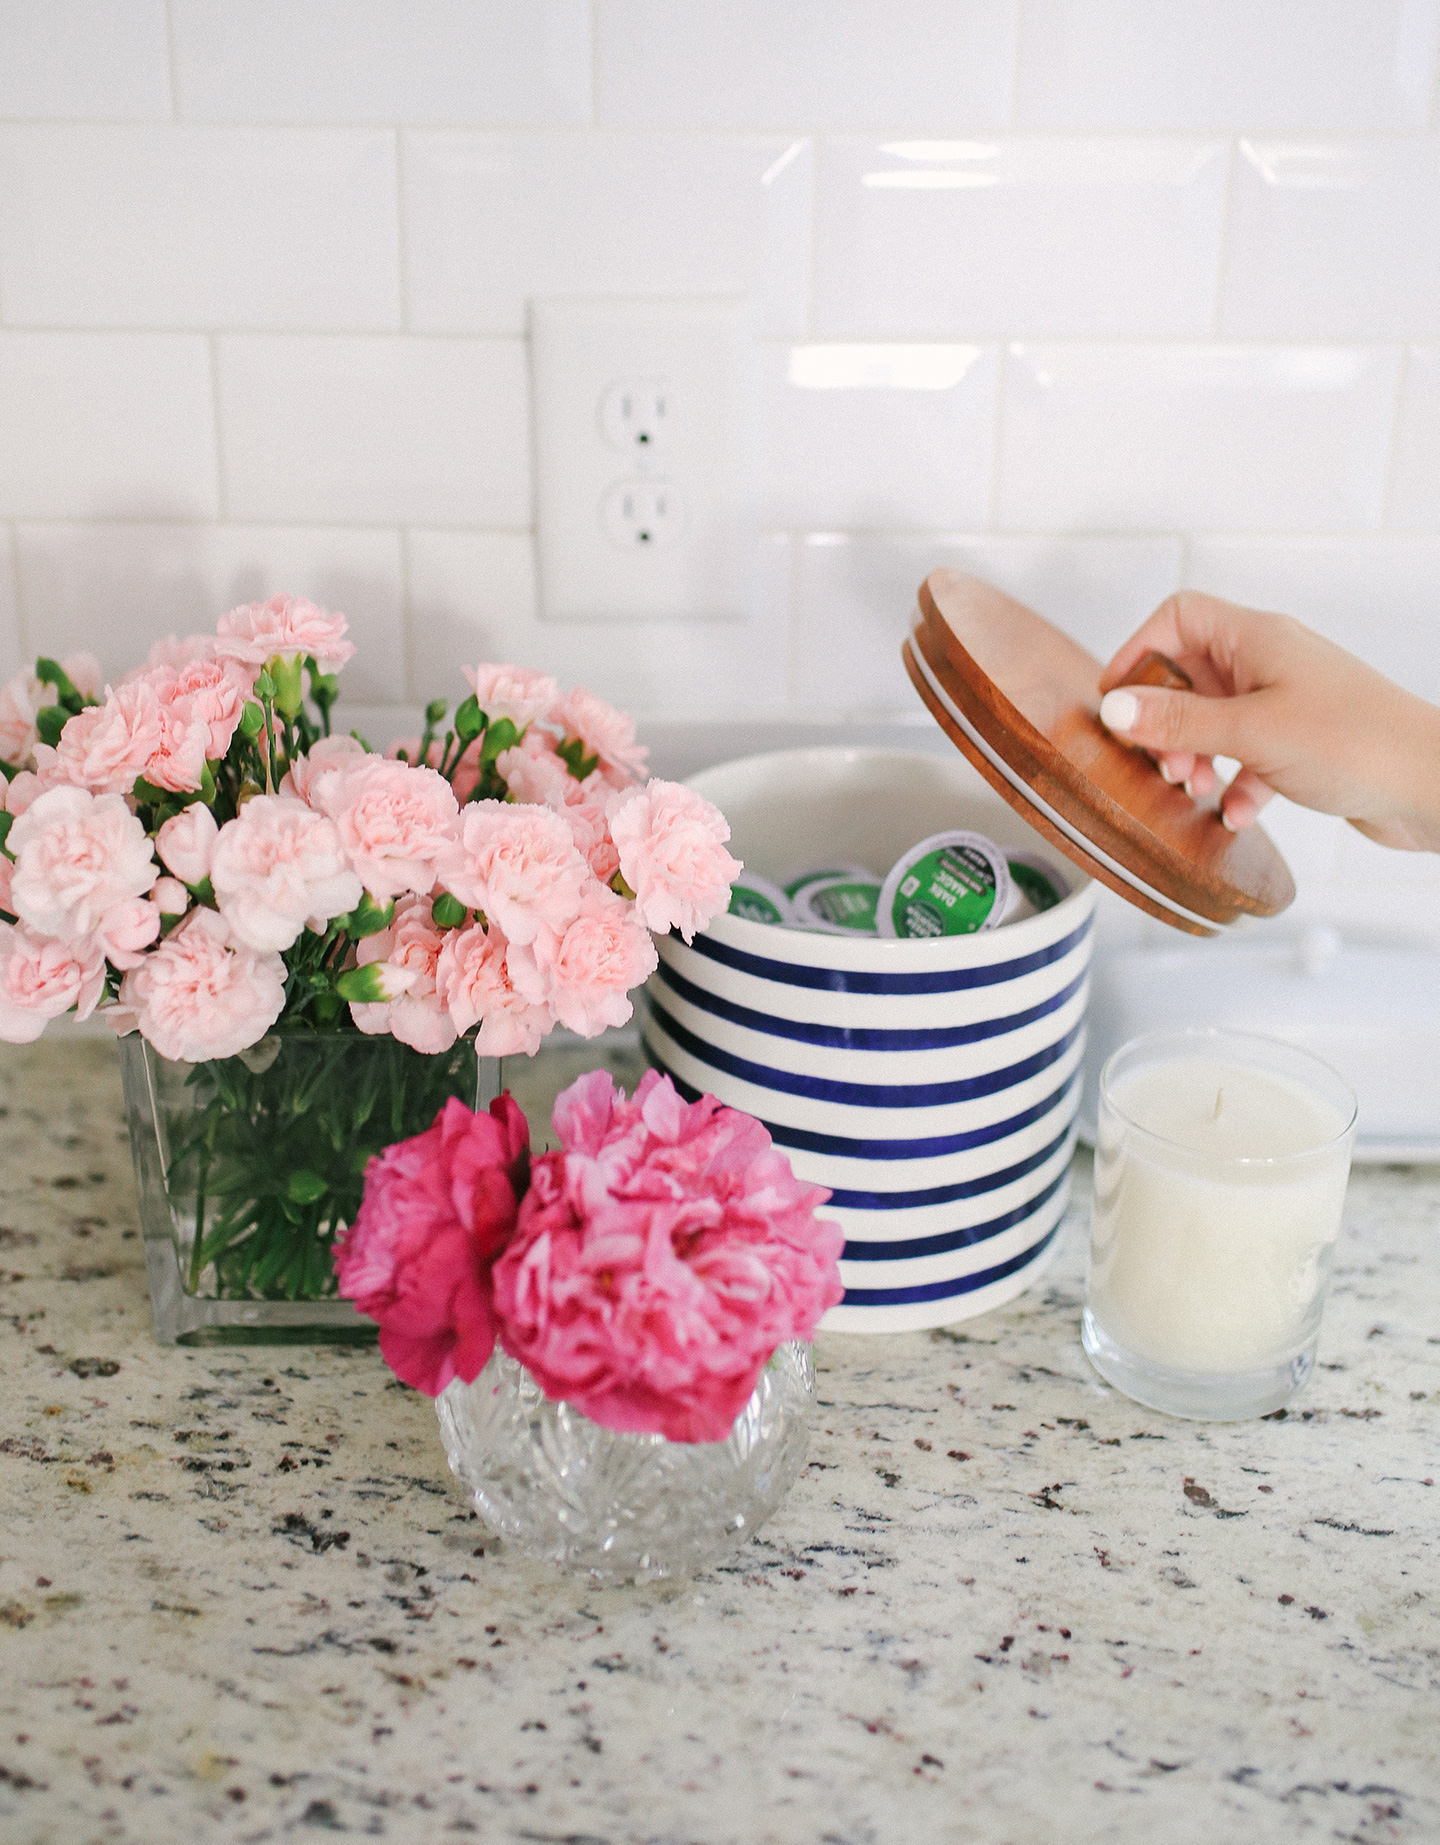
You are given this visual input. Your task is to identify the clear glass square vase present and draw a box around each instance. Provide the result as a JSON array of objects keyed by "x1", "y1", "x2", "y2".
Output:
[{"x1": 121, "y1": 1030, "x2": 500, "y2": 1345}]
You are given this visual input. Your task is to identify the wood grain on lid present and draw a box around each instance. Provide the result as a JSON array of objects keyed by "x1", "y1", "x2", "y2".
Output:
[{"x1": 901, "y1": 569, "x2": 1295, "y2": 936}]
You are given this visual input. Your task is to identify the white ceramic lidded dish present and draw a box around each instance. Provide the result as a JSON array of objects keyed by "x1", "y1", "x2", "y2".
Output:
[{"x1": 642, "y1": 746, "x2": 1095, "y2": 1333}]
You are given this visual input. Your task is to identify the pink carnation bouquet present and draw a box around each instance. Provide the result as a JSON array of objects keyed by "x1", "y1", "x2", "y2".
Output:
[
  {"x1": 0, "y1": 594, "x2": 742, "y2": 1306},
  {"x1": 336, "y1": 1069, "x2": 844, "y2": 1441}
]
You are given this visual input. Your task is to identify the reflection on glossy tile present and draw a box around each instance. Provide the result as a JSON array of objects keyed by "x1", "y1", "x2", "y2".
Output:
[
  {"x1": 998, "y1": 345, "x2": 1400, "y2": 532},
  {"x1": 403, "y1": 132, "x2": 812, "y2": 337},
  {"x1": 1387, "y1": 347, "x2": 1440, "y2": 530},
  {"x1": 759, "y1": 344, "x2": 998, "y2": 530},
  {"x1": 217, "y1": 337, "x2": 530, "y2": 526},
  {"x1": 1016, "y1": 0, "x2": 1440, "y2": 129},
  {"x1": 596, "y1": 0, "x2": 1014, "y2": 129},
  {"x1": 791, "y1": 532, "x2": 1184, "y2": 715},
  {"x1": 0, "y1": 526, "x2": 20, "y2": 678},
  {"x1": 0, "y1": 332, "x2": 218, "y2": 520},
  {"x1": 14, "y1": 523, "x2": 406, "y2": 703},
  {"x1": 816, "y1": 138, "x2": 1227, "y2": 337},
  {"x1": 1185, "y1": 536, "x2": 1440, "y2": 701},
  {"x1": 0, "y1": 126, "x2": 400, "y2": 331},
  {"x1": 406, "y1": 531, "x2": 791, "y2": 717},
  {"x1": 171, "y1": 0, "x2": 591, "y2": 124},
  {"x1": 1221, "y1": 140, "x2": 1440, "y2": 340},
  {"x1": 0, "y1": 0, "x2": 171, "y2": 120}
]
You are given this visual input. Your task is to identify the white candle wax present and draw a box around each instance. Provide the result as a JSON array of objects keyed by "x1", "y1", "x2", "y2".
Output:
[{"x1": 1090, "y1": 1053, "x2": 1353, "y2": 1375}]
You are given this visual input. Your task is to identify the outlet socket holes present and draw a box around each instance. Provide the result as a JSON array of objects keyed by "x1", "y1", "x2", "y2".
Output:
[
  {"x1": 600, "y1": 379, "x2": 669, "y2": 453},
  {"x1": 601, "y1": 478, "x2": 685, "y2": 549}
]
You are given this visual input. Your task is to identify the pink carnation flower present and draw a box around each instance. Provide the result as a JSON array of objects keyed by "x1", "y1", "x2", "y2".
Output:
[
  {"x1": 307, "y1": 756, "x2": 460, "y2": 903},
  {"x1": 152, "y1": 655, "x2": 255, "y2": 760},
  {"x1": 387, "y1": 736, "x2": 484, "y2": 805},
  {"x1": 350, "y1": 895, "x2": 456, "y2": 1053},
  {"x1": 463, "y1": 663, "x2": 561, "y2": 731},
  {"x1": 119, "y1": 907, "x2": 287, "y2": 1062},
  {"x1": 7, "y1": 786, "x2": 157, "y2": 942},
  {"x1": 280, "y1": 733, "x2": 370, "y2": 805},
  {"x1": 156, "y1": 804, "x2": 219, "y2": 887},
  {"x1": 435, "y1": 802, "x2": 590, "y2": 948},
  {"x1": 435, "y1": 919, "x2": 553, "y2": 1058},
  {"x1": 214, "y1": 594, "x2": 355, "y2": 670},
  {"x1": 608, "y1": 780, "x2": 741, "y2": 944},
  {"x1": 0, "y1": 654, "x2": 99, "y2": 769},
  {"x1": 491, "y1": 1070, "x2": 844, "y2": 1442},
  {"x1": 334, "y1": 1093, "x2": 531, "y2": 1396},
  {"x1": 494, "y1": 740, "x2": 579, "y2": 811},
  {"x1": 210, "y1": 794, "x2": 363, "y2": 953},
  {"x1": 551, "y1": 685, "x2": 649, "y2": 784},
  {"x1": 506, "y1": 882, "x2": 657, "y2": 1038},
  {"x1": 92, "y1": 897, "x2": 162, "y2": 969},
  {"x1": 38, "y1": 677, "x2": 210, "y2": 796},
  {"x1": 0, "y1": 923, "x2": 107, "y2": 1043}
]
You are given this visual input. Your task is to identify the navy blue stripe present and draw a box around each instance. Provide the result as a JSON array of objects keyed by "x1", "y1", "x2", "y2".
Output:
[
  {"x1": 676, "y1": 913, "x2": 1091, "y2": 995},
  {"x1": 646, "y1": 999, "x2": 1085, "y2": 1109},
  {"x1": 828, "y1": 1119, "x2": 1075, "y2": 1211},
  {"x1": 643, "y1": 1052, "x2": 1082, "y2": 1160},
  {"x1": 839, "y1": 1217, "x2": 1064, "y2": 1307},
  {"x1": 652, "y1": 957, "x2": 1088, "y2": 1053},
  {"x1": 840, "y1": 1165, "x2": 1071, "y2": 1259}
]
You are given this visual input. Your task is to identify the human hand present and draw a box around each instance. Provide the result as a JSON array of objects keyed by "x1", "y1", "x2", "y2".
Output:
[{"x1": 1096, "y1": 591, "x2": 1440, "y2": 853}]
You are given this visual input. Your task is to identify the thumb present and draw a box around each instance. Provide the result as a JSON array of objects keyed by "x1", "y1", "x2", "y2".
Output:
[{"x1": 1098, "y1": 685, "x2": 1256, "y2": 761}]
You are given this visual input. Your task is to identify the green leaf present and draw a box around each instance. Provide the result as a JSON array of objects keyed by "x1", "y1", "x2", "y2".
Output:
[
  {"x1": 131, "y1": 776, "x2": 170, "y2": 807},
  {"x1": 35, "y1": 704, "x2": 68, "y2": 749},
  {"x1": 187, "y1": 875, "x2": 215, "y2": 906},
  {"x1": 286, "y1": 1170, "x2": 329, "y2": 1205},
  {"x1": 199, "y1": 761, "x2": 216, "y2": 803},
  {"x1": 430, "y1": 891, "x2": 466, "y2": 929},
  {"x1": 453, "y1": 693, "x2": 484, "y2": 745},
  {"x1": 0, "y1": 811, "x2": 12, "y2": 859},
  {"x1": 480, "y1": 716, "x2": 520, "y2": 763},
  {"x1": 555, "y1": 736, "x2": 600, "y2": 782},
  {"x1": 35, "y1": 657, "x2": 86, "y2": 713},
  {"x1": 0, "y1": 758, "x2": 19, "y2": 783},
  {"x1": 239, "y1": 701, "x2": 265, "y2": 738}
]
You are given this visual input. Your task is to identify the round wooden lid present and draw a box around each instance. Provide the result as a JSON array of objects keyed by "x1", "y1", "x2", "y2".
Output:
[{"x1": 901, "y1": 570, "x2": 1295, "y2": 937}]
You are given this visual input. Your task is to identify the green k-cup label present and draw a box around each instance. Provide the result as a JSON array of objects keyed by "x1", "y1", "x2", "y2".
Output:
[
  {"x1": 1007, "y1": 854, "x2": 1066, "y2": 916},
  {"x1": 802, "y1": 876, "x2": 881, "y2": 934},
  {"x1": 728, "y1": 876, "x2": 793, "y2": 927},
  {"x1": 784, "y1": 862, "x2": 871, "y2": 902},
  {"x1": 879, "y1": 832, "x2": 1010, "y2": 939}
]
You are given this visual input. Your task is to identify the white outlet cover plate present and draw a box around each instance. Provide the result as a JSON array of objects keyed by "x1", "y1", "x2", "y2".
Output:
[{"x1": 530, "y1": 296, "x2": 753, "y2": 623}]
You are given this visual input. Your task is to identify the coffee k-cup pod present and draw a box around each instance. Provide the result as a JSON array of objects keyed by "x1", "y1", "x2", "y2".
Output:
[
  {"x1": 1001, "y1": 851, "x2": 1070, "y2": 924},
  {"x1": 799, "y1": 874, "x2": 883, "y2": 935},
  {"x1": 878, "y1": 832, "x2": 1011, "y2": 938},
  {"x1": 783, "y1": 862, "x2": 873, "y2": 903},
  {"x1": 727, "y1": 875, "x2": 795, "y2": 927}
]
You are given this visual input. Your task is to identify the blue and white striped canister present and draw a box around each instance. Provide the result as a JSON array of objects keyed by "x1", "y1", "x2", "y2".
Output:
[{"x1": 639, "y1": 749, "x2": 1094, "y2": 1333}]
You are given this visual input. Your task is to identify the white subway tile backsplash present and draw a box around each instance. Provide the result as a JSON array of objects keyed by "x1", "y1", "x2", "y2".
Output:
[
  {"x1": 406, "y1": 530, "x2": 792, "y2": 717},
  {"x1": 0, "y1": 526, "x2": 21, "y2": 676},
  {"x1": 595, "y1": 0, "x2": 1015, "y2": 130},
  {"x1": 0, "y1": 1, "x2": 171, "y2": 122},
  {"x1": 997, "y1": 345, "x2": 1401, "y2": 533},
  {"x1": 0, "y1": 127, "x2": 399, "y2": 331},
  {"x1": 1221, "y1": 140, "x2": 1440, "y2": 341},
  {"x1": 815, "y1": 138, "x2": 1228, "y2": 339},
  {"x1": 759, "y1": 344, "x2": 998, "y2": 530},
  {"x1": 13, "y1": 522, "x2": 406, "y2": 702},
  {"x1": 1387, "y1": 347, "x2": 1440, "y2": 529},
  {"x1": 402, "y1": 132, "x2": 812, "y2": 337},
  {"x1": 170, "y1": 0, "x2": 590, "y2": 127},
  {"x1": 1184, "y1": 536, "x2": 1440, "y2": 702},
  {"x1": 216, "y1": 337, "x2": 530, "y2": 526},
  {"x1": 790, "y1": 533, "x2": 1184, "y2": 715},
  {"x1": 1016, "y1": 0, "x2": 1440, "y2": 130},
  {"x1": 0, "y1": 333, "x2": 217, "y2": 520}
]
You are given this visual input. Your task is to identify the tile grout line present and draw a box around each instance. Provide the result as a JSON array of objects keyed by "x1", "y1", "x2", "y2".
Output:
[
  {"x1": 207, "y1": 334, "x2": 228, "y2": 520},
  {"x1": 1377, "y1": 344, "x2": 1412, "y2": 530},
  {"x1": 6, "y1": 519, "x2": 26, "y2": 664},
  {"x1": 161, "y1": 0, "x2": 180, "y2": 121},
  {"x1": 1209, "y1": 139, "x2": 1239, "y2": 339},
  {"x1": 1005, "y1": 0, "x2": 1024, "y2": 129},
  {"x1": 392, "y1": 131, "x2": 411, "y2": 333},
  {"x1": 984, "y1": 348, "x2": 1009, "y2": 533},
  {"x1": 398, "y1": 527, "x2": 418, "y2": 704}
]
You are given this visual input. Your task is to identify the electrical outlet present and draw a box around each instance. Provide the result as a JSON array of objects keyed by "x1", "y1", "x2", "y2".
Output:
[{"x1": 530, "y1": 297, "x2": 751, "y2": 622}]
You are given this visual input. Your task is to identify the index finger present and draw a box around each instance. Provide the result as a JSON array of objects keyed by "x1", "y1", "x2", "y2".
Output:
[{"x1": 1098, "y1": 591, "x2": 1248, "y2": 694}]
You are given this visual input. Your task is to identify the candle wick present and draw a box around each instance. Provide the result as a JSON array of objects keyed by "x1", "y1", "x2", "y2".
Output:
[{"x1": 1213, "y1": 1087, "x2": 1224, "y2": 1121}]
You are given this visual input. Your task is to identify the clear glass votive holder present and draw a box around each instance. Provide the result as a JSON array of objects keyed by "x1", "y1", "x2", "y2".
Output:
[{"x1": 1083, "y1": 1029, "x2": 1357, "y2": 1421}]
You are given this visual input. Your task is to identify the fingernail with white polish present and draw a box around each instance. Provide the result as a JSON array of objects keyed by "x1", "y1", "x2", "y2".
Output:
[
  {"x1": 1158, "y1": 760, "x2": 1179, "y2": 784},
  {"x1": 1221, "y1": 808, "x2": 1238, "y2": 832},
  {"x1": 1099, "y1": 689, "x2": 1140, "y2": 734}
]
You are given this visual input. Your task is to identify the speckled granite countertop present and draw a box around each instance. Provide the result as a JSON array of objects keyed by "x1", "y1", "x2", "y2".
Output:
[{"x1": 1, "y1": 1039, "x2": 1437, "y2": 1845}]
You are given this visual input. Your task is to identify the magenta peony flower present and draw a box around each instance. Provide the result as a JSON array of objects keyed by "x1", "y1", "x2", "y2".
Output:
[
  {"x1": 506, "y1": 882, "x2": 657, "y2": 1038},
  {"x1": 335, "y1": 1093, "x2": 531, "y2": 1396},
  {"x1": 214, "y1": 594, "x2": 355, "y2": 670},
  {"x1": 118, "y1": 907, "x2": 286, "y2": 1061},
  {"x1": 608, "y1": 780, "x2": 742, "y2": 944},
  {"x1": 491, "y1": 1070, "x2": 845, "y2": 1443}
]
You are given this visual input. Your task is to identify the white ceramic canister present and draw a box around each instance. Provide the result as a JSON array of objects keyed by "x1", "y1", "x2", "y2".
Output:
[{"x1": 642, "y1": 747, "x2": 1095, "y2": 1333}]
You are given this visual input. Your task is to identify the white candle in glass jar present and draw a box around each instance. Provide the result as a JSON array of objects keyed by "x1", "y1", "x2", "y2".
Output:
[{"x1": 1089, "y1": 1038, "x2": 1356, "y2": 1379}]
